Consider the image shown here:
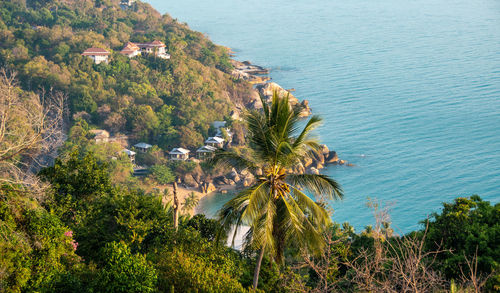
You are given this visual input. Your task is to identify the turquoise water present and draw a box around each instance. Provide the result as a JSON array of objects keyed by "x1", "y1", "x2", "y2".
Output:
[{"x1": 147, "y1": 0, "x2": 500, "y2": 233}]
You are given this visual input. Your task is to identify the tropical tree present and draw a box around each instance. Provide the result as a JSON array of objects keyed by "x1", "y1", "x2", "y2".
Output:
[
  {"x1": 212, "y1": 91, "x2": 343, "y2": 289},
  {"x1": 182, "y1": 192, "x2": 199, "y2": 213}
]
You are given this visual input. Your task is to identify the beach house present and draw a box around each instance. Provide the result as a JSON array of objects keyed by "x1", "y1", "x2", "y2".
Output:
[
  {"x1": 120, "y1": 41, "x2": 170, "y2": 59},
  {"x1": 122, "y1": 149, "x2": 136, "y2": 164},
  {"x1": 81, "y1": 48, "x2": 110, "y2": 64},
  {"x1": 169, "y1": 148, "x2": 190, "y2": 161},
  {"x1": 134, "y1": 142, "x2": 152, "y2": 153},
  {"x1": 205, "y1": 136, "x2": 225, "y2": 148},
  {"x1": 196, "y1": 145, "x2": 217, "y2": 159}
]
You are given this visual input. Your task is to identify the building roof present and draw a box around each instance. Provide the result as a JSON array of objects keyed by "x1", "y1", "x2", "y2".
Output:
[
  {"x1": 205, "y1": 136, "x2": 225, "y2": 144},
  {"x1": 120, "y1": 42, "x2": 140, "y2": 54},
  {"x1": 82, "y1": 48, "x2": 110, "y2": 56},
  {"x1": 135, "y1": 40, "x2": 166, "y2": 48},
  {"x1": 170, "y1": 148, "x2": 190, "y2": 155},
  {"x1": 89, "y1": 129, "x2": 110, "y2": 138},
  {"x1": 122, "y1": 149, "x2": 136, "y2": 156},
  {"x1": 196, "y1": 145, "x2": 217, "y2": 153},
  {"x1": 148, "y1": 40, "x2": 166, "y2": 47},
  {"x1": 134, "y1": 142, "x2": 152, "y2": 149}
]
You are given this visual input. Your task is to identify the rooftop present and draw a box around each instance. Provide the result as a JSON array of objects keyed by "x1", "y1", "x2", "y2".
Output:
[
  {"x1": 134, "y1": 142, "x2": 152, "y2": 149},
  {"x1": 122, "y1": 149, "x2": 136, "y2": 156},
  {"x1": 82, "y1": 48, "x2": 110, "y2": 56},
  {"x1": 205, "y1": 136, "x2": 225, "y2": 144},
  {"x1": 170, "y1": 148, "x2": 190, "y2": 155},
  {"x1": 196, "y1": 145, "x2": 217, "y2": 152}
]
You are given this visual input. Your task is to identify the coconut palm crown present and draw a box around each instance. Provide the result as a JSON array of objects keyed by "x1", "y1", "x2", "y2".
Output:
[{"x1": 211, "y1": 91, "x2": 343, "y2": 287}]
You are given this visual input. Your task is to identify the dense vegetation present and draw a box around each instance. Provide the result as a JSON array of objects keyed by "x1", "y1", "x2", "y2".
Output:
[
  {"x1": 0, "y1": 0, "x2": 498, "y2": 292},
  {"x1": 0, "y1": 0, "x2": 253, "y2": 150}
]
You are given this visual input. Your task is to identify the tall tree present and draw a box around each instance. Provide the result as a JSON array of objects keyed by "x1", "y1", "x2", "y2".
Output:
[{"x1": 212, "y1": 91, "x2": 343, "y2": 289}]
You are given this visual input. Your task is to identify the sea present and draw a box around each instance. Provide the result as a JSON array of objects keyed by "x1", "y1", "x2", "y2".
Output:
[{"x1": 146, "y1": 0, "x2": 500, "y2": 233}]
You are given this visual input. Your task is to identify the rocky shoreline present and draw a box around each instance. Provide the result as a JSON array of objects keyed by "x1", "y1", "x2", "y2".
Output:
[{"x1": 177, "y1": 53, "x2": 353, "y2": 195}]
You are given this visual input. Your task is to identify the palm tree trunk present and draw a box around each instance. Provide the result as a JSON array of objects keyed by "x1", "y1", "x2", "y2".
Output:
[
  {"x1": 173, "y1": 180, "x2": 179, "y2": 231},
  {"x1": 253, "y1": 247, "x2": 265, "y2": 289}
]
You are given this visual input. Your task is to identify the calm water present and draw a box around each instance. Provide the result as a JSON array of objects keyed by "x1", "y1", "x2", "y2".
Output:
[{"x1": 147, "y1": 0, "x2": 500, "y2": 233}]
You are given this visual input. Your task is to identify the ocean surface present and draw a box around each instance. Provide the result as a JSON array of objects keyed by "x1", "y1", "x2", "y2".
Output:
[{"x1": 146, "y1": 0, "x2": 500, "y2": 233}]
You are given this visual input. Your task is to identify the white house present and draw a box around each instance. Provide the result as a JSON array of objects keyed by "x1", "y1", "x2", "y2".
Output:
[
  {"x1": 81, "y1": 48, "x2": 110, "y2": 64},
  {"x1": 119, "y1": 0, "x2": 136, "y2": 9},
  {"x1": 134, "y1": 142, "x2": 152, "y2": 153},
  {"x1": 169, "y1": 148, "x2": 190, "y2": 161},
  {"x1": 122, "y1": 149, "x2": 136, "y2": 164},
  {"x1": 196, "y1": 145, "x2": 217, "y2": 159},
  {"x1": 120, "y1": 41, "x2": 170, "y2": 59},
  {"x1": 205, "y1": 136, "x2": 225, "y2": 148},
  {"x1": 120, "y1": 42, "x2": 141, "y2": 58}
]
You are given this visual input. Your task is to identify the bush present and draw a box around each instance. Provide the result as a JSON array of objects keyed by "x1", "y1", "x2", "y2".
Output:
[{"x1": 93, "y1": 242, "x2": 157, "y2": 293}]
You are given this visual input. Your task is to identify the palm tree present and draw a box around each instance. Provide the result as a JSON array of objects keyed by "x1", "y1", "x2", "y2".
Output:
[
  {"x1": 212, "y1": 91, "x2": 343, "y2": 289},
  {"x1": 182, "y1": 192, "x2": 199, "y2": 212}
]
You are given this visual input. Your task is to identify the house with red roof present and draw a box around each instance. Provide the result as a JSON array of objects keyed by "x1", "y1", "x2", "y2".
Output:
[
  {"x1": 120, "y1": 42, "x2": 141, "y2": 58},
  {"x1": 119, "y1": 40, "x2": 170, "y2": 59},
  {"x1": 81, "y1": 48, "x2": 110, "y2": 64}
]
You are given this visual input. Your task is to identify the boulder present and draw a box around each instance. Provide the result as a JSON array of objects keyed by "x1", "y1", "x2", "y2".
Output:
[
  {"x1": 242, "y1": 178, "x2": 253, "y2": 187},
  {"x1": 303, "y1": 157, "x2": 313, "y2": 168},
  {"x1": 312, "y1": 161, "x2": 324, "y2": 170},
  {"x1": 320, "y1": 144, "x2": 329, "y2": 155},
  {"x1": 255, "y1": 168, "x2": 263, "y2": 176},
  {"x1": 183, "y1": 174, "x2": 198, "y2": 188},
  {"x1": 256, "y1": 82, "x2": 300, "y2": 106},
  {"x1": 326, "y1": 151, "x2": 339, "y2": 164},
  {"x1": 314, "y1": 152, "x2": 325, "y2": 164},
  {"x1": 233, "y1": 174, "x2": 241, "y2": 183},
  {"x1": 228, "y1": 168, "x2": 239, "y2": 179},
  {"x1": 307, "y1": 167, "x2": 320, "y2": 175},
  {"x1": 200, "y1": 182, "x2": 217, "y2": 193},
  {"x1": 213, "y1": 176, "x2": 226, "y2": 186},
  {"x1": 339, "y1": 160, "x2": 346, "y2": 165}
]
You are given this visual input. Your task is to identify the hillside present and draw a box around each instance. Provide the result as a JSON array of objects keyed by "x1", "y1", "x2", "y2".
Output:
[{"x1": 0, "y1": 0, "x2": 254, "y2": 149}]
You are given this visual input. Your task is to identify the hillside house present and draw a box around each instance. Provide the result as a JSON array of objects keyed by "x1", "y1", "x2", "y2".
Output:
[
  {"x1": 122, "y1": 149, "x2": 136, "y2": 164},
  {"x1": 120, "y1": 42, "x2": 141, "y2": 58},
  {"x1": 89, "y1": 129, "x2": 110, "y2": 143},
  {"x1": 205, "y1": 136, "x2": 225, "y2": 148},
  {"x1": 134, "y1": 142, "x2": 152, "y2": 153},
  {"x1": 81, "y1": 48, "x2": 110, "y2": 64},
  {"x1": 169, "y1": 148, "x2": 190, "y2": 161},
  {"x1": 119, "y1": 0, "x2": 136, "y2": 9},
  {"x1": 196, "y1": 145, "x2": 217, "y2": 159}
]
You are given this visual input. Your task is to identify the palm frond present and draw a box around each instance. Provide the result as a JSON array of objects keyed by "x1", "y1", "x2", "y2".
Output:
[
  {"x1": 287, "y1": 173, "x2": 343, "y2": 200},
  {"x1": 293, "y1": 115, "x2": 322, "y2": 148},
  {"x1": 209, "y1": 149, "x2": 258, "y2": 172}
]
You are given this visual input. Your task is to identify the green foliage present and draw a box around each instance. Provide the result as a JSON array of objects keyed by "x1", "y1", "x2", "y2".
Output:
[
  {"x1": 94, "y1": 241, "x2": 157, "y2": 293},
  {"x1": 186, "y1": 214, "x2": 223, "y2": 243},
  {"x1": 39, "y1": 151, "x2": 113, "y2": 223},
  {"x1": 214, "y1": 91, "x2": 343, "y2": 267},
  {"x1": 0, "y1": 189, "x2": 80, "y2": 292},
  {"x1": 0, "y1": 0, "x2": 249, "y2": 149},
  {"x1": 75, "y1": 190, "x2": 171, "y2": 262},
  {"x1": 424, "y1": 195, "x2": 500, "y2": 289},
  {"x1": 182, "y1": 192, "x2": 199, "y2": 212},
  {"x1": 156, "y1": 249, "x2": 247, "y2": 293},
  {"x1": 149, "y1": 164, "x2": 175, "y2": 185}
]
